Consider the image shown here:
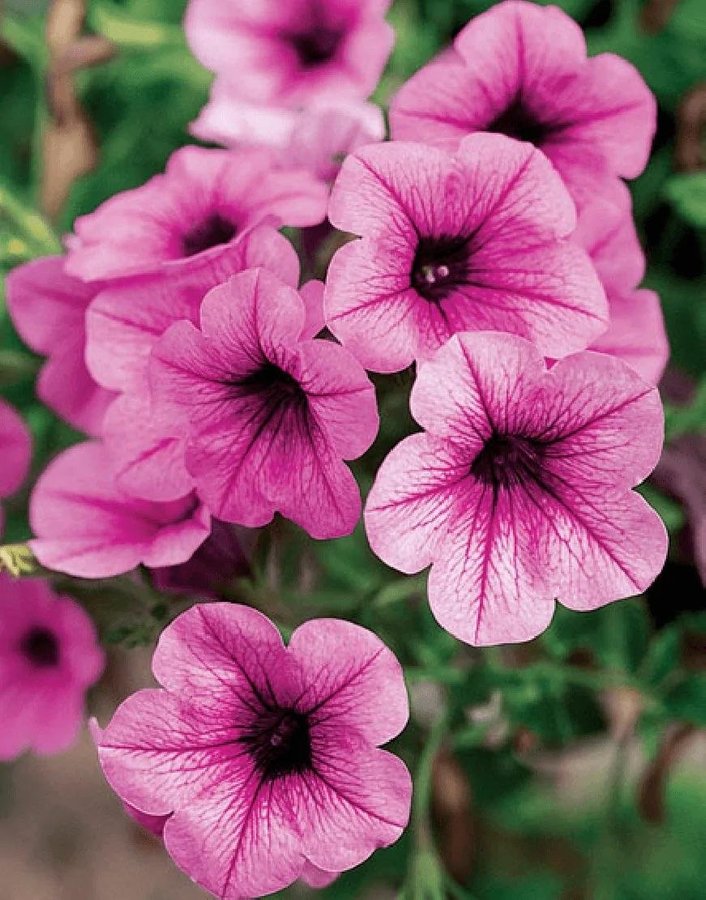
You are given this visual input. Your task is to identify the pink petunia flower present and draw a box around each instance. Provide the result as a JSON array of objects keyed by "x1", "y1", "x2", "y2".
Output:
[
  {"x1": 96, "y1": 603, "x2": 411, "y2": 898},
  {"x1": 0, "y1": 576, "x2": 104, "y2": 760},
  {"x1": 6, "y1": 256, "x2": 116, "y2": 435},
  {"x1": 87, "y1": 251, "x2": 312, "y2": 505},
  {"x1": 390, "y1": 0, "x2": 655, "y2": 213},
  {"x1": 575, "y1": 197, "x2": 669, "y2": 385},
  {"x1": 150, "y1": 268, "x2": 378, "y2": 539},
  {"x1": 0, "y1": 399, "x2": 31, "y2": 535},
  {"x1": 30, "y1": 441, "x2": 210, "y2": 578},
  {"x1": 325, "y1": 134, "x2": 607, "y2": 372},
  {"x1": 85, "y1": 225, "x2": 300, "y2": 396},
  {"x1": 64, "y1": 146, "x2": 327, "y2": 283},
  {"x1": 184, "y1": 0, "x2": 394, "y2": 109},
  {"x1": 365, "y1": 332, "x2": 668, "y2": 646}
]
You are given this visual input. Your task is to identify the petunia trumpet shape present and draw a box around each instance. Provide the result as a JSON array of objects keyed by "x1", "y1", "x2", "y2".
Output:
[
  {"x1": 96, "y1": 603, "x2": 411, "y2": 898},
  {"x1": 184, "y1": 0, "x2": 394, "y2": 109},
  {"x1": 0, "y1": 576, "x2": 104, "y2": 760},
  {"x1": 30, "y1": 441, "x2": 210, "y2": 578},
  {"x1": 326, "y1": 134, "x2": 607, "y2": 372},
  {"x1": 65, "y1": 146, "x2": 327, "y2": 282},
  {"x1": 150, "y1": 268, "x2": 378, "y2": 539},
  {"x1": 365, "y1": 332, "x2": 668, "y2": 646},
  {"x1": 0, "y1": 399, "x2": 31, "y2": 535},
  {"x1": 390, "y1": 0, "x2": 655, "y2": 214},
  {"x1": 6, "y1": 256, "x2": 116, "y2": 435}
]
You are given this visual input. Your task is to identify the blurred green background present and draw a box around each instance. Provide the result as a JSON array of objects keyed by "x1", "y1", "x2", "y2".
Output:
[{"x1": 1, "y1": 1, "x2": 706, "y2": 898}]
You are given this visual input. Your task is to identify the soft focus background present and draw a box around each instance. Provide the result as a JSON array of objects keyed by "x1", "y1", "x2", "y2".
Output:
[{"x1": 1, "y1": 0, "x2": 706, "y2": 898}]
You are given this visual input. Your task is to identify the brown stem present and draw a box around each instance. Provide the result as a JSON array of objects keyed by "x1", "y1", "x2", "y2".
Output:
[
  {"x1": 41, "y1": 0, "x2": 113, "y2": 221},
  {"x1": 675, "y1": 83, "x2": 706, "y2": 173}
]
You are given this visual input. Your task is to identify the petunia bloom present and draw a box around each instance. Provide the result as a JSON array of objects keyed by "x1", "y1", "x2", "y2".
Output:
[
  {"x1": 326, "y1": 134, "x2": 607, "y2": 372},
  {"x1": 184, "y1": 0, "x2": 394, "y2": 109},
  {"x1": 0, "y1": 399, "x2": 31, "y2": 535},
  {"x1": 150, "y1": 268, "x2": 378, "y2": 539},
  {"x1": 0, "y1": 576, "x2": 104, "y2": 760},
  {"x1": 6, "y1": 256, "x2": 116, "y2": 435},
  {"x1": 96, "y1": 602, "x2": 411, "y2": 898},
  {"x1": 65, "y1": 146, "x2": 327, "y2": 283},
  {"x1": 30, "y1": 441, "x2": 210, "y2": 578},
  {"x1": 575, "y1": 197, "x2": 668, "y2": 385},
  {"x1": 365, "y1": 332, "x2": 668, "y2": 646},
  {"x1": 390, "y1": 0, "x2": 655, "y2": 214},
  {"x1": 194, "y1": 94, "x2": 386, "y2": 185}
]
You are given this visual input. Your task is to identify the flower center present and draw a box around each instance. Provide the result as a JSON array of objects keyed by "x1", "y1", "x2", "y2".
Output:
[
  {"x1": 471, "y1": 433, "x2": 546, "y2": 491},
  {"x1": 487, "y1": 96, "x2": 554, "y2": 147},
  {"x1": 289, "y1": 27, "x2": 343, "y2": 68},
  {"x1": 235, "y1": 362, "x2": 306, "y2": 405},
  {"x1": 239, "y1": 708, "x2": 312, "y2": 780},
  {"x1": 411, "y1": 235, "x2": 472, "y2": 301},
  {"x1": 182, "y1": 214, "x2": 237, "y2": 258},
  {"x1": 20, "y1": 627, "x2": 60, "y2": 668}
]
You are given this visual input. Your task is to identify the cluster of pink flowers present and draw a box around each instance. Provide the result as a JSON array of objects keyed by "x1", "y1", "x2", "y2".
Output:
[{"x1": 2, "y1": 0, "x2": 671, "y2": 895}]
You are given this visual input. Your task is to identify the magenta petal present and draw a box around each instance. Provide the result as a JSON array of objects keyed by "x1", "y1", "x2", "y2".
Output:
[
  {"x1": 151, "y1": 603, "x2": 287, "y2": 709},
  {"x1": 151, "y1": 269, "x2": 376, "y2": 538},
  {"x1": 300, "y1": 860, "x2": 339, "y2": 888},
  {"x1": 86, "y1": 226, "x2": 299, "y2": 393},
  {"x1": 30, "y1": 442, "x2": 210, "y2": 577},
  {"x1": 66, "y1": 146, "x2": 326, "y2": 282},
  {"x1": 287, "y1": 618, "x2": 408, "y2": 746},
  {"x1": 390, "y1": 0, "x2": 654, "y2": 205},
  {"x1": 6, "y1": 256, "x2": 115, "y2": 435},
  {"x1": 0, "y1": 399, "x2": 31, "y2": 500},
  {"x1": 102, "y1": 392, "x2": 193, "y2": 503}
]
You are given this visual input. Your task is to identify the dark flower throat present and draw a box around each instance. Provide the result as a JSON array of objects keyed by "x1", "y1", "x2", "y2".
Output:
[
  {"x1": 471, "y1": 433, "x2": 546, "y2": 491},
  {"x1": 239, "y1": 707, "x2": 312, "y2": 781},
  {"x1": 411, "y1": 234, "x2": 473, "y2": 301},
  {"x1": 289, "y1": 26, "x2": 343, "y2": 68},
  {"x1": 182, "y1": 214, "x2": 237, "y2": 257},
  {"x1": 20, "y1": 627, "x2": 60, "y2": 668}
]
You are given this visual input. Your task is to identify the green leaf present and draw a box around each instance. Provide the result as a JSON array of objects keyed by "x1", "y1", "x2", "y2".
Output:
[
  {"x1": 664, "y1": 674, "x2": 706, "y2": 726},
  {"x1": 665, "y1": 173, "x2": 706, "y2": 229}
]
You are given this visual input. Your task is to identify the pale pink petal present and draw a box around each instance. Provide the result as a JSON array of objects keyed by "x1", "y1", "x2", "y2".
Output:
[
  {"x1": 298, "y1": 732, "x2": 411, "y2": 871},
  {"x1": 300, "y1": 861, "x2": 339, "y2": 888},
  {"x1": 365, "y1": 434, "x2": 474, "y2": 574},
  {"x1": 536, "y1": 350, "x2": 665, "y2": 489},
  {"x1": 590, "y1": 289, "x2": 669, "y2": 386}
]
